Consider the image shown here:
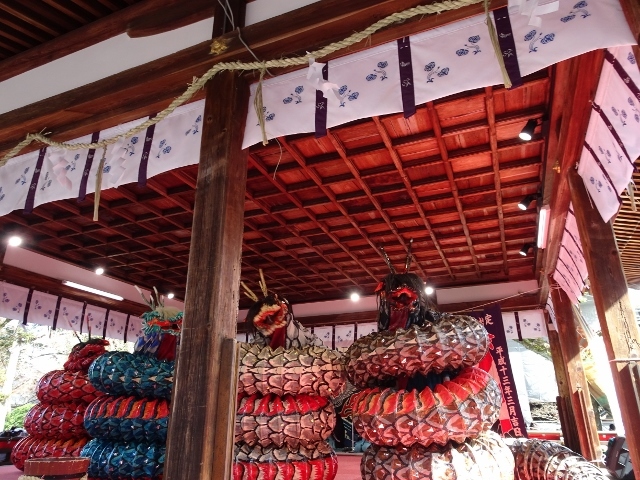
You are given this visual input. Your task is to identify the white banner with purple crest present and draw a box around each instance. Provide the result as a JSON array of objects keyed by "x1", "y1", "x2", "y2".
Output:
[
  {"x1": 26, "y1": 291, "x2": 58, "y2": 328},
  {"x1": 502, "y1": 309, "x2": 547, "y2": 339},
  {"x1": 552, "y1": 204, "x2": 587, "y2": 303},
  {"x1": 242, "y1": 0, "x2": 635, "y2": 148},
  {"x1": 105, "y1": 310, "x2": 128, "y2": 341},
  {"x1": 578, "y1": 46, "x2": 640, "y2": 222},
  {"x1": 312, "y1": 326, "x2": 333, "y2": 348},
  {"x1": 334, "y1": 324, "x2": 355, "y2": 349},
  {"x1": 57, "y1": 297, "x2": 84, "y2": 332},
  {"x1": 356, "y1": 322, "x2": 377, "y2": 339},
  {"x1": 0, "y1": 282, "x2": 29, "y2": 322},
  {"x1": 83, "y1": 304, "x2": 107, "y2": 337},
  {"x1": 125, "y1": 315, "x2": 144, "y2": 343}
]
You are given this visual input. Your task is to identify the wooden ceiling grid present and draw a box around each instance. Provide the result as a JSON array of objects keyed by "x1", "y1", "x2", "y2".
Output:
[
  {"x1": 0, "y1": 69, "x2": 550, "y2": 308},
  {"x1": 0, "y1": 0, "x2": 141, "y2": 61}
]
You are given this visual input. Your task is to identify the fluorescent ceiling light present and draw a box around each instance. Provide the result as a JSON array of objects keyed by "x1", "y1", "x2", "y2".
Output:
[
  {"x1": 537, "y1": 205, "x2": 550, "y2": 248},
  {"x1": 63, "y1": 281, "x2": 123, "y2": 301}
]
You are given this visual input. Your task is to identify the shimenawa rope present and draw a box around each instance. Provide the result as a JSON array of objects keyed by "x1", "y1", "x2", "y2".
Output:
[{"x1": 0, "y1": 0, "x2": 504, "y2": 166}]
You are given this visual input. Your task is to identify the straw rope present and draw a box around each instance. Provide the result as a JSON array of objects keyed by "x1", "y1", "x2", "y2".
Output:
[{"x1": 0, "y1": 0, "x2": 498, "y2": 166}]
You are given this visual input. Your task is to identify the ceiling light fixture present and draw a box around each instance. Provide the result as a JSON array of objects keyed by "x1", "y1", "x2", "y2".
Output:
[
  {"x1": 425, "y1": 286, "x2": 435, "y2": 295},
  {"x1": 7, "y1": 236, "x2": 22, "y2": 247},
  {"x1": 537, "y1": 205, "x2": 550, "y2": 248},
  {"x1": 519, "y1": 119, "x2": 538, "y2": 141},
  {"x1": 519, "y1": 243, "x2": 534, "y2": 257},
  {"x1": 350, "y1": 292, "x2": 360, "y2": 302},
  {"x1": 518, "y1": 194, "x2": 536, "y2": 211},
  {"x1": 95, "y1": 267, "x2": 105, "y2": 275},
  {"x1": 167, "y1": 293, "x2": 175, "y2": 300},
  {"x1": 63, "y1": 281, "x2": 123, "y2": 301}
]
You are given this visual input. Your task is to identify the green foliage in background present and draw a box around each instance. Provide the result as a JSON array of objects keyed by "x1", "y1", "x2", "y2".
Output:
[{"x1": 4, "y1": 403, "x2": 34, "y2": 429}]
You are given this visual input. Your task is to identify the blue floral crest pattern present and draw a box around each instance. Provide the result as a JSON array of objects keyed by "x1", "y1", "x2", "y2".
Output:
[
  {"x1": 424, "y1": 62, "x2": 449, "y2": 83},
  {"x1": 561, "y1": 1, "x2": 590, "y2": 22},
  {"x1": 611, "y1": 106, "x2": 628, "y2": 126},
  {"x1": 185, "y1": 115, "x2": 202, "y2": 135},
  {"x1": 597, "y1": 146, "x2": 612, "y2": 164},
  {"x1": 66, "y1": 154, "x2": 79, "y2": 172},
  {"x1": 589, "y1": 176, "x2": 611, "y2": 193},
  {"x1": 366, "y1": 61, "x2": 389, "y2": 81},
  {"x1": 456, "y1": 35, "x2": 481, "y2": 56},
  {"x1": 124, "y1": 137, "x2": 139, "y2": 157},
  {"x1": 0, "y1": 187, "x2": 5, "y2": 202},
  {"x1": 40, "y1": 171, "x2": 52, "y2": 191},
  {"x1": 15, "y1": 167, "x2": 30, "y2": 186},
  {"x1": 524, "y1": 30, "x2": 555, "y2": 52},
  {"x1": 283, "y1": 86, "x2": 304, "y2": 104},
  {"x1": 627, "y1": 97, "x2": 640, "y2": 123},
  {"x1": 156, "y1": 139, "x2": 172, "y2": 159},
  {"x1": 257, "y1": 106, "x2": 275, "y2": 125},
  {"x1": 337, "y1": 85, "x2": 359, "y2": 107},
  {"x1": 629, "y1": 52, "x2": 637, "y2": 65}
]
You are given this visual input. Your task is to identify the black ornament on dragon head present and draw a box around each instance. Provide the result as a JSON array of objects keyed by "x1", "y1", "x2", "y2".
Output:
[{"x1": 376, "y1": 239, "x2": 436, "y2": 332}]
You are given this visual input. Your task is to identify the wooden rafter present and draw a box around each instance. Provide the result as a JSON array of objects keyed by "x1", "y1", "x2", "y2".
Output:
[{"x1": 427, "y1": 102, "x2": 481, "y2": 275}]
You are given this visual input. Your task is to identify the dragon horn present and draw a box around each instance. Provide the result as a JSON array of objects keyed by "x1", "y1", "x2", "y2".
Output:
[
  {"x1": 379, "y1": 245, "x2": 396, "y2": 274},
  {"x1": 240, "y1": 281, "x2": 259, "y2": 302},
  {"x1": 404, "y1": 238, "x2": 414, "y2": 273},
  {"x1": 258, "y1": 269, "x2": 268, "y2": 297},
  {"x1": 135, "y1": 285, "x2": 154, "y2": 309}
]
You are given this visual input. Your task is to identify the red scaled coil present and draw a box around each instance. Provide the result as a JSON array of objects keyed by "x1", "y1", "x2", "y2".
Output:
[
  {"x1": 37, "y1": 370, "x2": 103, "y2": 405},
  {"x1": 24, "y1": 403, "x2": 87, "y2": 440}
]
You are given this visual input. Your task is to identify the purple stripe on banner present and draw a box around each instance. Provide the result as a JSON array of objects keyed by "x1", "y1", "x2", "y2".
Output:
[
  {"x1": 592, "y1": 102, "x2": 634, "y2": 168},
  {"x1": 103, "y1": 309, "x2": 109, "y2": 339},
  {"x1": 561, "y1": 244, "x2": 582, "y2": 278},
  {"x1": 513, "y1": 312, "x2": 523, "y2": 341},
  {"x1": 557, "y1": 257, "x2": 583, "y2": 292},
  {"x1": 470, "y1": 304, "x2": 528, "y2": 437},
  {"x1": 315, "y1": 63, "x2": 328, "y2": 139},
  {"x1": 555, "y1": 267, "x2": 578, "y2": 297},
  {"x1": 138, "y1": 115, "x2": 157, "y2": 187},
  {"x1": 23, "y1": 147, "x2": 47, "y2": 214},
  {"x1": 564, "y1": 227, "x2": 584, "y2": 257},
  {"x1": 397, "y1": 37, "x2": 416, "y2": 118},
  {"x1": 493, "y1": 7, "x2": 523, "y2": 88},
  {"x1": 52, "y1": 296, "x2": 62, "y2": 330},
  {"x1": 584, "y1": 141, "x2": 623, "y2": 204},
  {"x1": 605, "y1": 49, "x2": 640, "y2": 103},
  {"x1": 78, "y1": 131, "x2": 100, "y2": 202},
  {"x1": 79, "y1": 303, "x2": 87, "y2": 334},
  {"x1": 22, "y1": 289, "x2": 34, "y2": 325},
  {"x1": 123, "y1": 314, "x2": 131, "y2": 342}
]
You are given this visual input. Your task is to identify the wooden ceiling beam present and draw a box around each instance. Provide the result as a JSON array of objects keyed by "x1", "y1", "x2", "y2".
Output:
[
  {"x1": 485, "y1": 86, "x2": 510, "y2": 275},
  {"x1": 426, "y1": 101, "x2": 481, "y2": 276},
  {"x1": 374, "y1": 116, "x2": 457, "y2": 279},
  {"x1": 0, "y1": 0, "x2": 212, "y2": 82},
  {"x1": 248, "y1": 153, "x2": 381, "y2": 282},
  {"x1": 244, "y1": 187, "x2": 366, "y2": 286}
]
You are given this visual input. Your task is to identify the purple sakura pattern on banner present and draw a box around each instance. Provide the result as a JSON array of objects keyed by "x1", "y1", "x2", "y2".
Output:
[
  {"x1": 366, "y1": 61, "x2": 389, "y2": 81},
  {"x1": 424, "y1": 62, "x2": 449, "y2": 83},
  {"x1": 524, "y1": 29, "x2": 555, "y2": 53},
  {"x1": 560, "y1": 1, "x2": 591, "y2": 22},
  {"x1": 456, "y1": 35, "x2": 481, "y2": 56}
]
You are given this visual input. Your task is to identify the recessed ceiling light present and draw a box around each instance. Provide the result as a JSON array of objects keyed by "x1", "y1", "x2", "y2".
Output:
[
  {"x1": 8, "y1": 236, "x2": 22, "y2": 247},
  {"x1": 167, "y1": 293, "x2": 175, "y2": 299},
  {"x1": 350, "y1": 292, "x2": 360, "y2": 302},
  {"x1": 95, "y1": 267, "x2": 105, "y2": 275},
  {"x1": 63, "y1": 281, "x2": 123, "y2": 301},
  {"x1": 425, "y1": 286, "x2": 435, "y2": 295}
]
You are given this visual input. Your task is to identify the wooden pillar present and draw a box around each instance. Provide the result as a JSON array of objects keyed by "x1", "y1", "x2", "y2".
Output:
[
  {"x1": 547, "y1": 325, "x2": 580, "y2": 452},
  {"x1": 568, "y1": 168, "x2": 640, "y2": 470},
  {"x1": 164, "y1": 70, "x2": 248, "y2": 480},
  {"x1": 549, "y1": 282, "x2": 602, "y2": 460}
]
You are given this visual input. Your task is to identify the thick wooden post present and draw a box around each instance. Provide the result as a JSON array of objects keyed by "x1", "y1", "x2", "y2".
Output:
[
  {"x1": 568, "y1": 168, "x2": 640, "y2": 470},
  {"x1": 547, "y1": 325, "x2": 580, "y2": 452},
  {"x1": 549, "y1": 282, "x2": 602, "y2": 460},
  {"x1": 164, "y1": 69, "x2": 248, "y2": 480}
]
